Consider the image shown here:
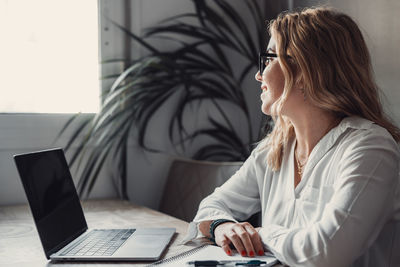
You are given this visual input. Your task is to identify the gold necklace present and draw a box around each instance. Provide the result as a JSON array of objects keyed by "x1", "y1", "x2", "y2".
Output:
[
  {"x1": 295, "y1": 149, "x2": 306, "y2": 177},
  {"x1": 294, "y1": 117, "x2": 341, "y2": 177}
]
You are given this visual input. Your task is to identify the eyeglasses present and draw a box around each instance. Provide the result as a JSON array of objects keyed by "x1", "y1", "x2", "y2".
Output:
[{"x1": 259, "y1": 52, "x2": 278, "y2": 74}]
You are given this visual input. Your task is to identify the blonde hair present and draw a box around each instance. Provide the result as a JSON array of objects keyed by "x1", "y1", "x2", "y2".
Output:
[{"x1": 264, "y1": 7, "x2": 400, "y2": 171}]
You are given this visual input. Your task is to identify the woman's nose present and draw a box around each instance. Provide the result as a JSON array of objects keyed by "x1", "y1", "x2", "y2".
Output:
[{"x1": 255, "y1": 71, "x2": 262, "y2": 82}]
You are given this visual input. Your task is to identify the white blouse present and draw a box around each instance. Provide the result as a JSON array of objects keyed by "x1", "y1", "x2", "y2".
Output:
[{"x1": 191, "y1": 117, "x2": 400, "y2": 267}]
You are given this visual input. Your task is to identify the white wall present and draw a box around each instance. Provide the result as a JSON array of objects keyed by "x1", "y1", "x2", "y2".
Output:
[
  {"x1": 0, "y1": 0, "x2": 272, "y2": 207},
  {"x1": 0, "y1": 0, "x2": 131, "y2": 206},
  {"x1": 0, "y1": 114, "x2": 119, "y2": 205}
]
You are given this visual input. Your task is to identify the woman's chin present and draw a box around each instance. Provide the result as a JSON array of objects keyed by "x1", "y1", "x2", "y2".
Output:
[{"x1": 261, "y1": 104, "x2": 271, "y2": 115}]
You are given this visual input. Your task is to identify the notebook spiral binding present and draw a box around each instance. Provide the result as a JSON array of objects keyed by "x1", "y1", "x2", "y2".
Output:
[{"x1": 147, "y1": 244, "x2": 209, "y2": 266}]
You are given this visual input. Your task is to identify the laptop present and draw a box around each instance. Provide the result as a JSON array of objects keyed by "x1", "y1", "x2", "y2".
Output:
[{"x1": 14, "y1": 148, "x2": 175, "y2": 261}]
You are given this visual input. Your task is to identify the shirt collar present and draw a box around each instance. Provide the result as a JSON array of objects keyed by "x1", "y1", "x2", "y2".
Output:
[
  {"x1": 295, "y1": 116, "x2": 373, "y2": 191},
  {"x1": 338, "y1": 116, "x2": 374, "y2": 131}
]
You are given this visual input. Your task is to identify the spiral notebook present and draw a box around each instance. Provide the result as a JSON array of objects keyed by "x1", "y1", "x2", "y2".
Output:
[{"x1": 148, "y1": 244, "x2": 278, "y2": 266}]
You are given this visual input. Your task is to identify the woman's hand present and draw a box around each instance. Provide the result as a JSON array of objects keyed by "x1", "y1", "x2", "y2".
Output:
[{"x1": 214, "y1": 222, "x2": 264, "y2": 257}]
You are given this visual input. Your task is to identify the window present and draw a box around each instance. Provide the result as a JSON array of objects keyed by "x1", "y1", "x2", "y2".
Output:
[{"x1": 0, "y1": 0, "x2": 100, "y2": 113}]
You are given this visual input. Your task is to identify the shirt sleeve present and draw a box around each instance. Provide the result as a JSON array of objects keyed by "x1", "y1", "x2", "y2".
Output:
[
  {"x1": 259, "y1": 129, "x2": 400, "y2": 267},
  {"x1": 193, "y1": 146, "x2": 263, "y2": 224}
]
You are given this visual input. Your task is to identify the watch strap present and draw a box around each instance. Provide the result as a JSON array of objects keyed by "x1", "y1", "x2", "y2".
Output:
[{"x1": 209, "y1": 219, "x2": 234, "y2": 244}]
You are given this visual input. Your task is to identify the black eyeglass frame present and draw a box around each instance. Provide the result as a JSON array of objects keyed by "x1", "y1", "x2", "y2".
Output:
[{"x1": 259, "y1": 52, "x2": 278, "y2": 74}]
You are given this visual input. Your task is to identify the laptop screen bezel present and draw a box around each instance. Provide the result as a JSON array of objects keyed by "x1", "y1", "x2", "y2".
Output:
[{"x1": 14, "y1": 148, "x2": 88, "y2": 259}]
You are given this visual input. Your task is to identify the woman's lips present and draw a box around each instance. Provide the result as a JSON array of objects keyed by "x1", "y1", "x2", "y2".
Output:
[{"x1": 260, "y1": 88, "x2": 267, "y2": 100}]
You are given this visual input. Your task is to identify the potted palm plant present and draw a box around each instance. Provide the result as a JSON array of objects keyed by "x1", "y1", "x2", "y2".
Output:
[{"x1": 59, "y1": 0, "x2": 271, "y2": 199}]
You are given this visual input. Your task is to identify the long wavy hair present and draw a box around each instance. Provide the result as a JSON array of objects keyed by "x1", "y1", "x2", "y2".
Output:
[{"x1": 264, "y1": 7, "x2": 400, "y2": 171}]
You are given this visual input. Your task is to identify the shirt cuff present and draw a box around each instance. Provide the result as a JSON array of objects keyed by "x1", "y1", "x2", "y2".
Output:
[{"x1": 180, "y1": 221, "x2": 204, "y2": 244}]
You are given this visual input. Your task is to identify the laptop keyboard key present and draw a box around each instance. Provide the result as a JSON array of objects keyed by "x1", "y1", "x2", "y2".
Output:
[{"x1": 60, "y1": 229, "x2": 135, "y2": 257}]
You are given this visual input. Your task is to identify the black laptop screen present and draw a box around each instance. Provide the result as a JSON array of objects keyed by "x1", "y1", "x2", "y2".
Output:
[{"x1": 14, "y1": 149, "x2": 87, "y2": 258}]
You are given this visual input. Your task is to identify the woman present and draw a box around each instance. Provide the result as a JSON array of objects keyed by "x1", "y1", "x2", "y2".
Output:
[{"x1": 190, "y1": 7, "x2": 400, "y2": 267}]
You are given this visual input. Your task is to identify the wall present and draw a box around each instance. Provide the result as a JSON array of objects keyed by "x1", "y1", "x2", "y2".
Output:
[
  {"x1": 120, "y1": 0, "x2": 269, "y2": 209},
  {"x1": 118, "y1": 0, "x2": 288, "y2": 209},
  {"x1": 0, "y1": 114, "x2": 119, "y2": 205},
  {"x1": 0, "y1": 0, "x2": 131, "y2": 206},
  {"x1": 0, "y1": 0, "x2": 281, "y2": 207},
  {"x1": 293, "y1": 0, "x2": 400, "y2": 126}
]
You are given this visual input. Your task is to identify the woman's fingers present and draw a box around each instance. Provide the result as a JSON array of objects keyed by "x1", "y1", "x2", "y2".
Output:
[
  {"x1": 220, "y1": 239, "x2": 233, "y2": 256},
  {"x1": 214, "y1": 222, "x2": 263, "y2": 257},
  {"x1": 231, "y1": 225, "x2": 255, "y2": 257},
  {"x1": 243, "y1": 223, "x2": 264, "y2": 256},
  {"x1": 227, "y1": 229, "x2": 249, "y2": 257}
]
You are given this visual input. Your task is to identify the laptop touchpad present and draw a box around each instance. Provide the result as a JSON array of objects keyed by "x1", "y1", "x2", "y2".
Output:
[{"x1": 114, "y1": 233, "x2": 172, "y2": 258}]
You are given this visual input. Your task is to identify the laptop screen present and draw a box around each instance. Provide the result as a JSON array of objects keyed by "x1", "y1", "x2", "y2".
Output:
[{"x1": 14, "y1": 148, "x2": 87, "y2": 258}]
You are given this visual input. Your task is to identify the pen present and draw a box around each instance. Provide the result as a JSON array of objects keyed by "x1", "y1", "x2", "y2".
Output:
[{"x1": 187, "y1": 260, "x2": 268, "y2": 266}]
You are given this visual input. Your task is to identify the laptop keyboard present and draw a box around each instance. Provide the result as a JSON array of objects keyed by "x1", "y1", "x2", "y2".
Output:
[{"x1": 61, "y1": 229, "x2": 136, "y2": 257}]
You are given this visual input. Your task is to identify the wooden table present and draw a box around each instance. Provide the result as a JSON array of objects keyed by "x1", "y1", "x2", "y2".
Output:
[
  {"x1": 0, "y1": 199, "x2": 284, "y2": 267},
  {"x1": 0, "y1": 199, "x2": 198, "y2": 267}
]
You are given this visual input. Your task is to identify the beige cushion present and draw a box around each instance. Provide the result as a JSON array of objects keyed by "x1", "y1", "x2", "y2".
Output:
[{"x1": 160, "y1": 158, "x2": 243, "y2": 222}]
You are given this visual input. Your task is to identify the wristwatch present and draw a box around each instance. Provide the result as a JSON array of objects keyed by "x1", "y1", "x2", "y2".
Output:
[{"x1": 209, "y1": 219, "x2": 234, "y2": 243}]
